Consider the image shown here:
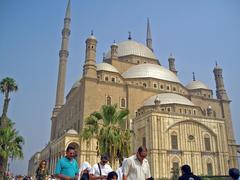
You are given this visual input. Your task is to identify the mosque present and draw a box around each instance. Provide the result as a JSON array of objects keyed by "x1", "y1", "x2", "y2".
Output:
[{"x1": 28, "y1": 0, "x2": 239, "y2": 179}]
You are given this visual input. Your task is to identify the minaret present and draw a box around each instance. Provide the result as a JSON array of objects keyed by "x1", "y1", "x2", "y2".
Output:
[
  {"x1": 51, "y1": 0, "x2": 71, "y2": 140},
  {"x1": 111, "y1": 41, "x2": 118, "y2": 61},
  {"x1": 83, "y1": 31, "x2": 97, "y2": 78},
  {"x1": 213, "y1": 63, "x2": 239, "y2": 168},
  {"x1": 168, "y1": 53, "x2": 177, "y2": 75},
  {"x1": 213, "y1": 63, "x2": 228, "y2": 100},
  {"x1": 146, "y1": 18, "x2": 153, "y2": 52},
  {"x1": 55, "y1": 0, "x2": 71, "y2": 108}
]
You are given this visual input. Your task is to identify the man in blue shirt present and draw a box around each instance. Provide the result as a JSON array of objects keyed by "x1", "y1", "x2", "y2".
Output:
[{"x1": 55, "y1": 146, "x2": 79, "y2": 180}]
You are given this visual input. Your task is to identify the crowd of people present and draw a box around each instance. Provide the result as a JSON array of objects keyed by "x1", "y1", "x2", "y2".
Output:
[{"x1": 32, "y1": 145, "x2": 240, "y2": 180}]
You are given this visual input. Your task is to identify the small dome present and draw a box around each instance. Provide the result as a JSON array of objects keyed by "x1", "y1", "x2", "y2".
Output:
[
  {"x1": 143, "y1": 93, "x2": 194, "y2": 106},
  {"x1": 66, "y1": 129, "x2": 78, "y2": 135},
  {"x1": 186, "y1": 80, "x2": 209, "y2": 90},
  {"x1": 105, "y1": 40, "x2": 157, "y2": 59},
  {"x1": 72, "y1": 80, "x2": 80, "y2": 89},
  {"x1": 71, "y1": 77, "x2": 81, "y2": 89},
  {"x1": 87, "y1": 35, "x2": 97, "y2": 41},
  {"x1": 96, "y1": 63, "x2": 119, "y2": 73},
  {"x1": 122, "y1": 64, "x2": 181, "y2": 83}
]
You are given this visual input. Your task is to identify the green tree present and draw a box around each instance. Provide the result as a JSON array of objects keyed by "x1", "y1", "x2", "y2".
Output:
[
  {"x1": 0, "y1": 77, "x2": 18, "y2": 128},
  {"x1": 81, "y1": 104, "x2": 133, "y2": 165},
  {"x1": 0, "y1": 120, "x2": 24, "y2": 178}
]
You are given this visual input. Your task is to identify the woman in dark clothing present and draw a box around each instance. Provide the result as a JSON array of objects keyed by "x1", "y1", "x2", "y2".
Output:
[{"x1": 36, "y1": 160, "x2": 49, "y2": 180}]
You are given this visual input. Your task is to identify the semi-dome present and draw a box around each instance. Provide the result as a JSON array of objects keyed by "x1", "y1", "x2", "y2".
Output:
[
  {"x1": 122, "y1": 64, "x2": 181, "y2": 83},
  {"x1": 72, "y1": 81, "x2": 80, "y2": 89},
  {"x1": 96, "y1": 63, "x2": 119, "y2": 73},
  {"x1": 66, "y1": 129, "x2": 78, "y2": 135},
  {"x1": 186, "y1": 80, "x2": 209, "y2": 90},
  {"x1": 143, "y1": 93, "x2": 194, "y2": 106},
  {"x1": 105, "y1": 40, "x2": 157, "y2": 59}
]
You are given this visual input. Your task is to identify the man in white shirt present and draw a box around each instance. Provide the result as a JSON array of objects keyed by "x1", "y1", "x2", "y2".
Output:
[
  {"x1": 122, "y1": 146, "x2": 151, "y2": 180},
  {"x1": 89, "y1": 154, "x2": 113, "y2": 180},
  {"x1": 78, "y1": 161, "x2": 91, "y2": 180}
]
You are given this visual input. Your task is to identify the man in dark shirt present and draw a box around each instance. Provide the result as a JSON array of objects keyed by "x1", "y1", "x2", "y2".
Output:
[
  {"x1": 178, "y1": 165, "x2": 201, "y2": 180},
  {"x1": 229, "y1": 168, "x2": 240, "y2": 180}
]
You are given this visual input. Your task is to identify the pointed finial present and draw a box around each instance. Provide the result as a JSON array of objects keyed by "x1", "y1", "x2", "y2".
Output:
[
  {"x1": 214, "y1": 61, "x2": 221, "y2": 69},
  {"x1": 147, "y1": 18, "x2": 152, "y2": 39},
  {"x1": 112, "y1": 40, "x2": 117, "y2": 46},
  {"x1": 192, "y1": 72, "x2": 196, "y2": 81},
  {"x1": 65, "y1": 0, "x2": 71, "y2": 19},
  {"x1": 146, "y1": 18, "x2": 153, "y2": 52},
  {"x1": 91, "y1": 30, "x2": 94, "y2": 36},
  {"x1": 128, "y1": 31, "x2": 132, "y2": 40},
  {"x1": 154, "y1": 96, "x2": 161, "y2": 105},
  {"x1": 169, "y1": 53, "x2": 174, "y2": 59},
  {"x1": 103, "y1": 52, "x2": 106, "y2": 60}
]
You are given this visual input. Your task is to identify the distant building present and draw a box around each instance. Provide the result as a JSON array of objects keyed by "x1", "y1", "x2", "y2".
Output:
[
  {"x1": 28, "y1": 0, "x2": 239, "y2": 179},
  {"x1": 27, "y1": 152, "x2": 40, "y2": 178}
]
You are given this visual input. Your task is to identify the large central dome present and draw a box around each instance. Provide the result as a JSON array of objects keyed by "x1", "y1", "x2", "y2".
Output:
[
  {"x1": 105, "y1": 40, "x2": 157, "y2": 59},
  {"x1": 122, "y1": 64, "x2": 181, "y2": 83}
]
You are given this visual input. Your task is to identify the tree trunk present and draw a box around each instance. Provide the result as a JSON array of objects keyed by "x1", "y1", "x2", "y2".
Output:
[
  {"x1": 0, "y1": 92, "x2": 10, "y2": 128},
  {"x1": 0, "y1": 156, "x2": 7, "y2": 179}
]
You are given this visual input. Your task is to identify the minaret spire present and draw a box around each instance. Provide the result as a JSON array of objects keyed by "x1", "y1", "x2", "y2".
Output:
[
  {"x1": 65, "y1": 0, "x2": 71, "y2": 19},
  {"x1": 55, "y1": 0, "x2": 71, "y2": 108},
  {"x1": 146, "y1": 18, "x2": 153, "y2": 52}
]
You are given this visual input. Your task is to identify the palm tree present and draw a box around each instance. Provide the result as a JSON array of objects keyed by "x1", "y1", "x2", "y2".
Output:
[
  {"x1": 0, "y1": 77, "x2": 18, "y2": 128},
  {"x1": 81, "y1": 104, "x2": 133, "y2": 166},
  {"x1": 0, "y1": 120, "x2": 24, "y2": 178}
]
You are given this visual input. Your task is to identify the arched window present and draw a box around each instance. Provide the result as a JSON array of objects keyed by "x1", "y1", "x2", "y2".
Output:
[
  {"x1": 106, "y1": 96, "x2": 111, "y2": 105},
  {"x1": 142, "y1": 137, "x2": 146, "y2": 147},
  {"x1": 207, "y1": 162, "x2": 213, "y2": 175},
  {"x1": 143, "y1": 83, "x2": 147, "y2": 87},
  {"x1": 193, "y1": 109, "x2": 196, "y2": 115},
  {"x1": 171, "y1": 132, "x2": 178, "y2": 150},
  {"x1": 204, "y1": 134, "x2": 211, "y2": 151},
  {"x1": 171, "y1": 157, "x2": 180, "y2": 176},
  {"x1": 120, "y1": 98, "x2": 126, "y2": 108},
  {"x1": 172, "y1": 162, "x2": 179, "y2": 174}
]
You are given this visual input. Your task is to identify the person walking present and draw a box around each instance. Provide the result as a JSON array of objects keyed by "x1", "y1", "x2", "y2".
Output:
[
  {"x1": 36, "y1": 160, "x2": 49, "y2": 180},
  {"x1": 55, "y1": 146, "x2": 79, "y2": 180},
  {"x1": 89, "y1": 154, "x2": 113, "y2": 180},
  {"x1": 122, "y1": 146, "x2": 151, "y2": 180},
  {"x1": 178, "y1": 165, "x2": 201, "y2": 180}
]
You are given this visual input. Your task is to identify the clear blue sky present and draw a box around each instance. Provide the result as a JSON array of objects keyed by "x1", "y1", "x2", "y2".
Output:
[{"x1": 0, "y1": 0, "x2": 239, "y2": 175}]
